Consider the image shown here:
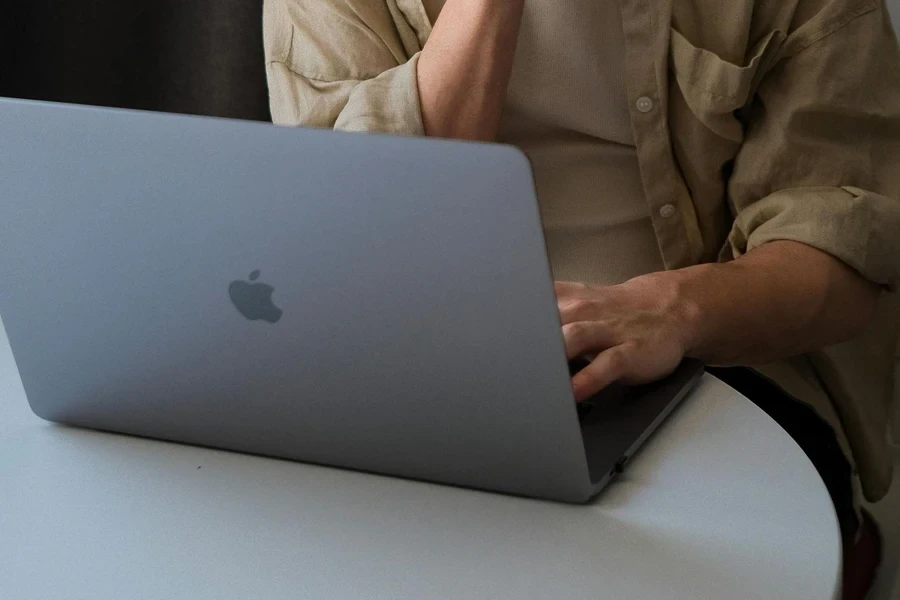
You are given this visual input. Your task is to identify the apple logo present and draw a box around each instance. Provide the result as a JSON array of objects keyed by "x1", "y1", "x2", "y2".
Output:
[{"x1": 229, "y1": 270, "x2": 283, "y2": 324}]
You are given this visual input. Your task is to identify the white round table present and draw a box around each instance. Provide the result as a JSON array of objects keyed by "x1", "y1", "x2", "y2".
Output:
[{"x1": 0, "y1": 321, "x2": 841, "y2": 600}]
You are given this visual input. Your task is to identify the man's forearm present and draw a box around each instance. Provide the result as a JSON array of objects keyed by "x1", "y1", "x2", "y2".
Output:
[
  {"x1": 417, "y1": 0, "x2": 525, "y2": 141},
  {"x1": 664, "y1": 241, "x2": 880, "y2": 366}
]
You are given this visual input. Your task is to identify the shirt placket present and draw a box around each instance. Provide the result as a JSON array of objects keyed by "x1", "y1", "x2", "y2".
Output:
[{"x1": 617, "y1": 0, "x2": 704, "y2": 270}]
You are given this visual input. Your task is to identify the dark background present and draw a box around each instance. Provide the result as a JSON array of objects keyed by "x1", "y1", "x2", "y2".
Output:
[{"x1": 0, "y1": 0, "x2": 270, "y2": 121}]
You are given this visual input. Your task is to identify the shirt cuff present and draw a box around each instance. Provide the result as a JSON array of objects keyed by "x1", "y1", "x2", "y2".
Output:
[
  {"x1": 721, "y1": 186, "x2": 900, "y2": 290},
  {"x1": 334, "y1": 53, "x2": 426, "y2": 137}
]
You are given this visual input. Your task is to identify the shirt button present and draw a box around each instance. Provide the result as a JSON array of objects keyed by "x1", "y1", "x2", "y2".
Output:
[
  {"x1": 635, "y1": 96, "x2": 655, "y2": 113},
  {"x1": 659, "y1": 203, "x2": 676, "y2": 218}
]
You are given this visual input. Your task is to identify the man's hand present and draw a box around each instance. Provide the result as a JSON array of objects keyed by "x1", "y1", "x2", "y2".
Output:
[
  {"x1": 557, "y1": 241, "x2": 880, "y2": 402},
  {"x1": 557, "y1": 278, "x2": 695, "y2": 402}
]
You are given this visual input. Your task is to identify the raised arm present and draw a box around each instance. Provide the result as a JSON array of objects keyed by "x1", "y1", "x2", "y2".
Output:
[
  {"x1": 263, "y1": 0, "x2": 525, "y2": 141},
  {"x1": 417, "y1": 0, "x2": 525, "y2": 140}
]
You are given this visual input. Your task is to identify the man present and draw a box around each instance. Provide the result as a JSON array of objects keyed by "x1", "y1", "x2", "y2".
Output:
[{"x1": 263, "y1": 0, "x2": 900, "y2": 596}]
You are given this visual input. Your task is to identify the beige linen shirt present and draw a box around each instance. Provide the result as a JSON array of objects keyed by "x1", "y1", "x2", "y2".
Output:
[
  {"x1": 497, "y1": 0, "x2": 667, "y2": 286},
  {"x1": 263, "y1": 0, "x2": 900, "y2": 501}
]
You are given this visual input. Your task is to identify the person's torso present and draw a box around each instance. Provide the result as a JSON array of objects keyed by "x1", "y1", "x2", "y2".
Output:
[
  {"x1": 426, "y1": 0, "x2": 665, "y2": 285},
  {"x1": 269, "y1": 0, "x2": 900, "y2": 502}
]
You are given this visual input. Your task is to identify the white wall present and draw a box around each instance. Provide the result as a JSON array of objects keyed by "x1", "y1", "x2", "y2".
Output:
[{"x1": 891, "y1": 0, "x2": 900, "y2": 31}]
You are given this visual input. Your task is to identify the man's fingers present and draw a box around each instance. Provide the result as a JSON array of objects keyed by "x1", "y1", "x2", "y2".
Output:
[
  {"x1": 571, "y1": 346, "x2": 631, "y2": 402},
  {"x1": 558, "y1": 297, "x2": 588, "y2": 325},
  {"x1": 554, "y1": 281, "x2": 588, "y2": 297},
  {"x1": 562, "y1": 321, "x2": 616, "y2": 359}
]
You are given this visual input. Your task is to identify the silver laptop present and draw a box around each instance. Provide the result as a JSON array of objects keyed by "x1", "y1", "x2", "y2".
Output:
[{"x1": 0, "y1": 98, "x2": 703, "y2": 503}]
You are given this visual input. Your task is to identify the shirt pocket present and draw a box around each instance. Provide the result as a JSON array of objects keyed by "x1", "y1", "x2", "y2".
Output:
[{"x1": 670, "y1": 28, "x2": 785, "y2": 142}]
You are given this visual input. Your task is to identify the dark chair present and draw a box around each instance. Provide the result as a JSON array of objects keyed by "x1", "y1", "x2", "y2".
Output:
[{"x1": 0, "y1": 0, "x2": 270, "y2": 122}]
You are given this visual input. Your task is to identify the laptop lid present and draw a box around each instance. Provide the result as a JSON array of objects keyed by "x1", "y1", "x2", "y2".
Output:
[{"x1": 0, "y1": 99, "x2": 595, "y2": 502}]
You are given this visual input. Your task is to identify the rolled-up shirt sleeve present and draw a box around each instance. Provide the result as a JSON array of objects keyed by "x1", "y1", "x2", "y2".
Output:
[
  {"x1": 263, "y1": 0, "x2": 426, "y2": 136},
  {"x1": 723, "y1": 2, "x2": 900, "y2": 289}
]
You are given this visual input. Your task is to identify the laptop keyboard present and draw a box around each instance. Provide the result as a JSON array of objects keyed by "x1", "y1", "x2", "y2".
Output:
[
  {"x1": 576, "y1": 401, "x2": 594, "y2": 421},
  {"x1": 569, "y1": 357, "x2": 596, "y2": 421}
]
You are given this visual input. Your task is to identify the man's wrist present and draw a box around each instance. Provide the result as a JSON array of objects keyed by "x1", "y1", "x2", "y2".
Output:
[
  {"x1": 666, "y1": 266, "x2": 712, "y2": 362},
  {"x1": 624, "y1": 268, "x2": 706, "y2": 360}
]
